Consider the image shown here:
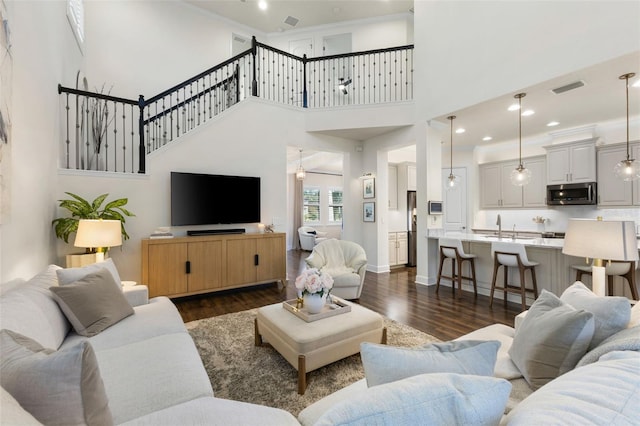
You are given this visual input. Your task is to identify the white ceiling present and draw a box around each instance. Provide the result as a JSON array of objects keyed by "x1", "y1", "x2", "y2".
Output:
[{"x1": 185, "y1": 1, "x2": 640, "y2": 171}]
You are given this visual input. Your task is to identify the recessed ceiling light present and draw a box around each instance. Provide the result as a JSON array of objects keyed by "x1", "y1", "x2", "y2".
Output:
[
  {"x1": 483, "y1": 136, "x2": 493, "y2": 141},
  {"x1": 455, "y1": 128, "x2": 465, "y2": 134},
  {"x1": 258, "y1": 0, "x2": 267, "y2": 10},
  {"x1": 547, "y1": 121, "x2": 559, "y2": 127},
  {"x1": 508, "y1": 103, "x2": 520, "y2": 111},
  {"x1": 521, "y1": 109, "x2": 535, "y2": 116}
]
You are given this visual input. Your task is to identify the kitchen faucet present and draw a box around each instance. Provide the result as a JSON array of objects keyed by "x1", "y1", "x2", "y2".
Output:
[{"x1": 496, "y1": 214, "x2": 502, "y2": 239}]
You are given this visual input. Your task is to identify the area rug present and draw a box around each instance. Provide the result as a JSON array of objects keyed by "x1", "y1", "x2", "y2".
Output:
[{"x1": 186, "y1": 308, "x2": 440, "y2": 416}]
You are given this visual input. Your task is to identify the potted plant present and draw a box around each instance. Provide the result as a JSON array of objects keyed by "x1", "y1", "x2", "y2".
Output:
[{"x1": 52, "y1": 192, "x2": 135, "y2": 244}]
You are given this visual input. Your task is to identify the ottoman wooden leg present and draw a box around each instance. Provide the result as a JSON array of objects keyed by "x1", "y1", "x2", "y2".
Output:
[
  {"x1": 381, "y1": 327, "x2": 387, "y2": 344},
  {"x1": 298, "y1": 355, "x2": 307, "y2": 395},
  {"x1": 254, "y1": 319, "x2": 262, "y2": 346}
]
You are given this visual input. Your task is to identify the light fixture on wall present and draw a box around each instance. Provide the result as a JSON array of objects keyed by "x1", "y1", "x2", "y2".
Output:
[
  {"x1": 295, "y1": 149, "x2": 306, "y2": 180},
  {"x1": 338, "y1": 77, "x2": 352, "y2": 95},
  {"x1": 614, "y1": 72, "x2": 639, "y2": 181},
  {"x1": 446, "y1": 115, "x2": 459, "y2": 191},
  {"x1": 510, "y1": 93, "x2": 531, "y2": 186}
]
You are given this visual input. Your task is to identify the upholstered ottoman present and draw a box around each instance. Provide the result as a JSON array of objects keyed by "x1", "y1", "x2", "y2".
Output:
[{"x1": 255, "y1": 299, "x2": 386, "y2": 394}]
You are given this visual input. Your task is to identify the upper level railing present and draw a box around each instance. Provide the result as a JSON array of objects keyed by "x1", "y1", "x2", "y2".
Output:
[{"x1": 58, "y1": 37, "x2": 413, "y2": 174}]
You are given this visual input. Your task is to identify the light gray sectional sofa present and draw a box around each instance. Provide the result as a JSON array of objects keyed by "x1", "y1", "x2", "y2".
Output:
[
  {"x1": 2, "y1": 261, "x2": 639, "y2": 426},
  {"x1": 0, "y1": 262, "x2": 298, "y2": 425}
]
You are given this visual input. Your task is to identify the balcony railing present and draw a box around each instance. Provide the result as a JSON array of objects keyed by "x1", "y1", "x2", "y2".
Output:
[{"x1": 58, "y1": 37, "x2": 413, "y2": 174}]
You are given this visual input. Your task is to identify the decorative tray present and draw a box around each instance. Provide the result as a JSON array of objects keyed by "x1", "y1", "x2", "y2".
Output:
[{"x1": 283, "y1": 296, "x2": 351, "y2": 322}]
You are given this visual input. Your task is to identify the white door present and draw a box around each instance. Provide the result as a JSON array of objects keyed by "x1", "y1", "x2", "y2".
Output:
[
  {"x1": 289, "y1": 38, "x2": 313, "y2": 57},
  {"x1": 442, "y1": 167, "x2": 468, "y2": 232}
]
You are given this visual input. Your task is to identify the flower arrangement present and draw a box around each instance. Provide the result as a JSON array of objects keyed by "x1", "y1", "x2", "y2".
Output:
[{"x1": 294, "y1": 268, "x2": 334, "y2": 297}]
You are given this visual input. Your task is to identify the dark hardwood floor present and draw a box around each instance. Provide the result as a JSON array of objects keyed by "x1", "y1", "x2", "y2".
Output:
[{"x1": 174, "y1": 249, "x2": 520, "y2": 341}]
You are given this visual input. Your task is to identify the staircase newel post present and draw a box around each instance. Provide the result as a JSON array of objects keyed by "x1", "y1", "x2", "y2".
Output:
[
  {"x1": 137, "y1": 95, "x2": 146, "y2": 174},
  {"x1": 302, "y1": 54, "x2": 308, "y2": 108},
  {"x1": 251, "y1": 36, "x2": 258, "y2": 97}
]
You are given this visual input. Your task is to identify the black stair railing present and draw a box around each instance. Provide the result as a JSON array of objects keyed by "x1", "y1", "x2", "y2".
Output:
[{"x1": 58, "y1": 38, "x2": 413, "y2": 174}]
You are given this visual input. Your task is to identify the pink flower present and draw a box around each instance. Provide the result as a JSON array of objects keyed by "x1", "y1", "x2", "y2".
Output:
[{"x1": 294, "y1": 268, "x2": 334, "y2": 296}]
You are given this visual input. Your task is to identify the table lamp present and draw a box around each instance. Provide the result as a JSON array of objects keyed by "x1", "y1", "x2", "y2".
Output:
[
  {"x1": 74, "y1": 219, "x2": 122, "y2": 263},
  {"x1": 562, "y1": 218, "x2": 638, "y2": 296}
]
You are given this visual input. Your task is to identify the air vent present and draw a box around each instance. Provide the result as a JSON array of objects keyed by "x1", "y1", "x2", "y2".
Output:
[
  {"x1": 551, "y1": 80, "x2": 585, "y2": 94},
  {"x1": 284, "y1": 16, "x2": 299, "y2": 27},
  {"x1": 233, "y1": 35, "x2": 247, "y2": 43}
]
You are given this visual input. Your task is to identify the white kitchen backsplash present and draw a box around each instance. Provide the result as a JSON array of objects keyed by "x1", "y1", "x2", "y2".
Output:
[{"x1": 475, "y1": 207, "x2": 640, "y2": 234}]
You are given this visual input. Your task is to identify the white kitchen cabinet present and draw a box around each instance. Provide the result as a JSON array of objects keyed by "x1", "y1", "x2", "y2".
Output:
[
  {"x1": 545, "y1": 139, "x2": 596, "y2": 184},
  {"x1": 522, "y1": 156, "x2": 547, "y2": 207},
  {"x1": 634, "y1": 144, "x2": 640, "y2": 206},
  {"x1": 407, "y1": 165, "x2": 417, "y2": 191},
  {"x1": 597, "y1": 144, "x2": 633, "y2": 206},
  {"x1": 480, "y1": 156, "x2": 546, "y2": 209},
  {"x1": 389, "y1": 232, "x2": 408, "y2": 266},
  {"x1": 388, "y1": 165, "x2": 398, "y2": 210}
]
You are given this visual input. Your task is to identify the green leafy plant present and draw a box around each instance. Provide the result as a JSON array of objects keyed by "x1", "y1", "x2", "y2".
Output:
[{"x1": 52, "y1": 192, "x2": 135, "y2": 244}]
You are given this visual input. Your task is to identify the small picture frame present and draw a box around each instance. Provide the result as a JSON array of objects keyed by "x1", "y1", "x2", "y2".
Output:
[
  {"x1": 363, "y1": 202, "x2": 375, "y2": 222},
  {"x1": 363, "y1": 177, "x2": 375, "y2": 199}
]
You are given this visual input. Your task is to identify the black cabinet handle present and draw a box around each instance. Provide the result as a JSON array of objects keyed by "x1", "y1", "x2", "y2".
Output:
[
  {"x1": 254, "y1": 254, "x2": 259, "y2": 266},
  {"x1": 186, "y1": 261, "x2": 191, "y2": 274}
]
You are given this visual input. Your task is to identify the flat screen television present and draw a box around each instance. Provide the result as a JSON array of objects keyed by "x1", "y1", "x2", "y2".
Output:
[{"x1": 171, "y1": 171, "x2": 261, "y2": 226}]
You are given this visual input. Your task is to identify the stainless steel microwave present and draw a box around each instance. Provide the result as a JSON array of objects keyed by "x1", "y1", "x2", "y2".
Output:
[{"x1": 546, "y1": 182, "x2": 597, "y2": 205}]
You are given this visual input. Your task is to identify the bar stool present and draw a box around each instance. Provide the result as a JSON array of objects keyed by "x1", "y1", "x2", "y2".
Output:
[
  {"x1": 436, "y1": 238, "x2": 478, "y2": 298},
  {"x1": 490, "y1": 241, "x2": 539, "y2": 311},
  {"x1": 572, "y1": 261, "x2": 638, "y2": 300}
]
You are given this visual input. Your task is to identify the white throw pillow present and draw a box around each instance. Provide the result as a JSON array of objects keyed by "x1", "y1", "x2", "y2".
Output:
[
  {"x1": 56, "y1": 258, "x2": 122, "y2": 289},
  {"x1": 628, "y1": 302, "x2": 640, "y2": 328},
  {"x1": 313, "y1": 373, "x2": 511, "y2": 426},
  {"x1": 560, "y1": 281, "x2": 631, "y2": 349},
  {"x1": 509, "y1": 290, "x2": 595, "y2": 390},
  {"x1": 360, "y1": 340, "x2": 500, "y2": 387},
  {"x1": 0, "y1": 330, "x2": 113, "y2": 426}
]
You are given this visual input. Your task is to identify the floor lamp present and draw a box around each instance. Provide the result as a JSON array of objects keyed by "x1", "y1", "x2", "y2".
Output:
[{"x1": 562, "y1": 218, "x2": 638, "y2": 296}]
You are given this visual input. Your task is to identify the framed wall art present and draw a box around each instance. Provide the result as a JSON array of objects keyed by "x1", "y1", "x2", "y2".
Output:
[
  {"x1": 363, "y1": 202, "x2": 375, "y2": 222},
  {"x1": 363, "y1": 177, "x2": 375, "y2": 199}
]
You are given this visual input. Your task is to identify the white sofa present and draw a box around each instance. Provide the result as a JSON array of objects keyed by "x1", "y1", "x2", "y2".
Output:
[
  {"x1": 297, "y1": 283, "x2": 640, "y2": 425},
  {"x1": 0, "y1": 262, "x2": 298, "y2": 425}
]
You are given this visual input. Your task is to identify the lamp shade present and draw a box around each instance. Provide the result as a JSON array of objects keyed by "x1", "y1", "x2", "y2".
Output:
[
  {"x1": 74, "y1": 219, "x2": 122, "y2": 249},
  {"x1": 562, "y1": 219, "x2": 638, "y2": 262}
]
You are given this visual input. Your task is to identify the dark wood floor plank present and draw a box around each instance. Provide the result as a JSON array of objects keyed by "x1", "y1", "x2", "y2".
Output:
[{"x1": 174, "y1": 249, "x2": 519, "y2": 341}]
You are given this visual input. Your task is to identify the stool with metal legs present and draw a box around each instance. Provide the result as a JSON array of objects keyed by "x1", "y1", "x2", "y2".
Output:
[
  {"x1": 490, "y1": 241, "x2": 539, "y2": 311},
  {"x1": 572, "y1": 260, "x2": 638, "y2": 300},
  {"x1": 436, "y1": 238, "x2": 478, "y2": 298}
]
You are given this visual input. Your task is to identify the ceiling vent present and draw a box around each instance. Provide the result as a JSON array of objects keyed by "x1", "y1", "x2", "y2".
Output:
[
  {"x1": 551, "y1": 80, "x2": 585, "y2": 94},
  {"x1": 284, "y1": 16, "x2": 299, "y2": 27}
]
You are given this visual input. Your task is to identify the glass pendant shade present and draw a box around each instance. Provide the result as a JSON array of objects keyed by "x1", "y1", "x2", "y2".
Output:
[
  {"x1": 614, "y1": 158, "x2": 640, "y2": 181},
  {"x1": 510, "y1": 164, "x2": 531, "y2": 186},
  {"x1": 446, "y1": 173, "x2": 459, "y2": 191},
  {"x1": 296, "y1": 149, "x2": 306, "y2": 180}
]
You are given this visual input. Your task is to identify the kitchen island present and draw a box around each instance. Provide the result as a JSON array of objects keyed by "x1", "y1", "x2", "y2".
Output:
[{"x1": 427, "y1": 231, "x2": 639, "y2": 305}]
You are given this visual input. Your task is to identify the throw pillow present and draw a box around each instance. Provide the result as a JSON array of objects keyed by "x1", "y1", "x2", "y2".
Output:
[
  {"x1": 509, "y1": 290, "x2": 595, "y2": 390},
  {"x1": 50, "y1": 268, "x2": 134, "y2": 337},
  {"x1": 560, "y1": 281, "x2": 631, "y2": 349},
  {"x1": 0, "y1": 329, "x2": 113, "y2": 426},
  {"x1": 628, "y1": 302, "x2": 640, "y2": 328},
  {"x1": 313, "y1": 373, "x2": 511, "y2": 426},
  {"x1": 360, "y1": 340, "x2": 500, "y2": 387},
  {"x1": 56, "y1": 258, "x2": 122, "y2": 289}
]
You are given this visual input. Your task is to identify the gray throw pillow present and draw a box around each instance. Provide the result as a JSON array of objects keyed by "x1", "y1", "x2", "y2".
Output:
[
  {"x1": 0, "y1": 329, "x2": 113, "y2": 426},
  {"x1": 314, "y1": 373, "x2": 512, "y2": 426},
  {"x1": 50, "y1": 268, "x2": 134, "y2": 337},
  {"x1": 56, "y1": 258, "x2": 122, "y2": 289},
  {"x1": 361, "y1": 340, "x2": 500, "y2": 387},
  {"x1": 560, "y1": 281, "x2": 631, "y2": 349},
  {"x1": 509, "y1": 290, "x2": 595, "y2": 390}
]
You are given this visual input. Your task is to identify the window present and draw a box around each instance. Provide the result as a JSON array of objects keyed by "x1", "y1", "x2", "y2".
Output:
[
  {"x1": 327, "y1": 187, "x2": 343, "y2": 223},
  {"x1": 67, "y1": 0, "x2": 85, "y2": 52},
  {"x1": 303, "y1": 187, "x2": 320, "y2": 223}
]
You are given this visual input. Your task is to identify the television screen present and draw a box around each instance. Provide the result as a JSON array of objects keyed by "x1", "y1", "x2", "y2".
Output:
[{"x1": 171, "y1": 172, "x2": 261, "y2": 226}]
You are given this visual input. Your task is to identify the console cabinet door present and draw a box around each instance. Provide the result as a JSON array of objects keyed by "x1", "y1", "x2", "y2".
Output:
[
  {"x1": 188, "y1": 240, "x2": 224, "y2": 292},
  {"x1": 256, "y1": 235, "x2": 286, "y2": 283},
  {"x1": 226, "y1": 239, "x2": 258, "y2": 286},
  {"x1": 147, "y1": 243, "x2": 188, "y2": 297}
]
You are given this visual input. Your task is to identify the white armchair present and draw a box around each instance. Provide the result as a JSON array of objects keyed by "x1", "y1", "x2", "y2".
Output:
[
  {"x1": 305, "y1": 239, "x2": 367, "y2": 300},
  {"x1": 298, "y1": 226, "x2": 327, "y2": 251}
]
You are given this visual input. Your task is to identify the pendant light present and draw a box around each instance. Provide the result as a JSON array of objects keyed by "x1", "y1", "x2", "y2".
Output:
[
  {"x1": 510, "y1": 93, "x2": 531, "y2": 186},
  {"x1": 446, "y1": 115, "x2": 459, "y2": 191},
  {"x1": 295, "y1": 149, "x2": 306, "y2": 180},
  {"x1": 614, "y1": 72, "x2": 639, "y2": 181}
]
